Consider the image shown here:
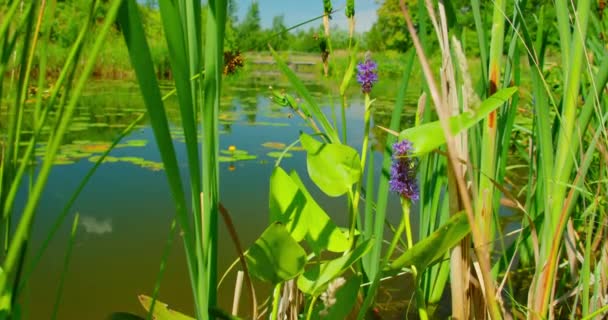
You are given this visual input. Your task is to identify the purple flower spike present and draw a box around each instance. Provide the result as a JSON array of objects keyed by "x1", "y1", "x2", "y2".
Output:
[
  {"x1": 356, "y1": 52, "x2": 378, "y2": 94},
  {"x1": 389, "y1": 140, "x2": 419, "y2": 201}
]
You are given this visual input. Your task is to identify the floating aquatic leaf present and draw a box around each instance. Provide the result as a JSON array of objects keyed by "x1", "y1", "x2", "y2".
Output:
[
  {"x1": 267, "y1": 151, "x2": 292, "y2": 159},
  {"x1": 69, "y1": 124, "x2": 88, "y2": 131},
  {"x1": 89, "y1": 155, "x2": 120, "y2": 163},
  {"x1": 218, "y1": 154, "x2": 257, "y2": 163},
  {"x1": 220, "y1": 149, "x2": 248, "y2": 156},
  {"x1": 116, "y1": 139, "x2": 147, "y2": 148},
  {"x1": 245, "y1": 121, "x2": 289, "y2": 127},
  {"x1": 72, "y1": 140, "x2": 92, "y2": 145},
  {"x1": 261, "y1": 142, "x2": 287, "y2": 149},
  {"x1": 219, "y1": 111, "x2": 240, "y2": 122},
  {"x1": 53, "y1": 158, "x2": 75, "y2": 165},
  {"x1": 264, "y1": 112, "x2": 290, "y2": 119},
  {"x1": 81, "y1": 143, "x2": 111, "y2": 153}
]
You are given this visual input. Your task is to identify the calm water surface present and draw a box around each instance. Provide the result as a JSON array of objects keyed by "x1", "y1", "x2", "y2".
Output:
[{"x1": 20, "y1": 77, "x2": 418, "y2": 319}]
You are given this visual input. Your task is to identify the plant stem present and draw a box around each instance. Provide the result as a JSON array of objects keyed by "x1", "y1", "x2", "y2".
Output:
[
  {"x1": 270, "y1": 282, "x2": 282, "y2": 320},
  {"x1": 401, "y1": 199, "x2": 428, "y2": 320},
  {"x1": 305, "y1": 295, "x2": 318, "y2": 320},
  {"x1": 350, "y1": 94, "x2": 373, "y2": 248}
]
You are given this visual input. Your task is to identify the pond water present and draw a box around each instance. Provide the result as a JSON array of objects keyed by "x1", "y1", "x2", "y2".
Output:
[{"x1": 19, "y1": 76, "x2": 421, "y2": 319}]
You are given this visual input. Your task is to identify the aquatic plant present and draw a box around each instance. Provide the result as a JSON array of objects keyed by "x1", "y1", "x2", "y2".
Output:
[
  {"x1": 356, "y1": 53, "x2": 379, "y2": 94},
  {"x1": 389, "y1": 140, "x2": 418, "y2": 201}
]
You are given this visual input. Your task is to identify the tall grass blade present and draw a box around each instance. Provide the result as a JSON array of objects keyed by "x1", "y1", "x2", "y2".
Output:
[
  {"x1": 50, "y1": 213, "x2": 79, "y2": 320},
  {"x1": 116, "y1": 0, "x2": 199, "y2": 315}
]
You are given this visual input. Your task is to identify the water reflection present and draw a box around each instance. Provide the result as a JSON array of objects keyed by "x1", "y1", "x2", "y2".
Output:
[
  {"x1": 14, "y1": 76, "x2": 417, "y2": 320},
  {"x1": 80, "y1": 215, "x2": 113, "y2": 235}
]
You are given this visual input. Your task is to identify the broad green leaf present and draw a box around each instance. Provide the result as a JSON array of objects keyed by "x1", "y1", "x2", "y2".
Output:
[
  {"x1": 298, "y1": 239, "x2": 373, "y2": 296},
  {"x1": 312, "y1": 276, "x2": 362, "y2": 320},
  {"x1": 245, "y1": 223, "x2": 306, "y2": 284},
  {"x1": 388, "y1": 212, "x2": 470, "y2": 271},
  {"x1": 399, "y1": 87, "x2": 518, "y2": 156},
  {"x1": 300, "y1": 133, "x2": 361, "y2": 197},
  {"x1": 269, "y1": 167, "x2": 349, "y2": 253},
  {"x1": 138, "y1": 295, "x2": 194, "y2": 320}
]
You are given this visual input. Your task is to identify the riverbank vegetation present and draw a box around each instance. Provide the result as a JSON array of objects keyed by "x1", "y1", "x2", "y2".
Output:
[{"x1": 2, "y1": 0, "x2": 608, "y2": 319}]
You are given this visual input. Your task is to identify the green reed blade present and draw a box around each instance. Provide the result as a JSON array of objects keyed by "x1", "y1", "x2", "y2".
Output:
[
  {"x1": 17, "y1": 113, "x2": 145, "y2": 293},
  {"x1": 531, "y1": 0, "x2": 593, "y2": 315},
  {"x1": 116, "y1": 1, "x2": 200, "y2": 315},
  {"x1": 357, "y1": 49, "x2": 415, "y2": 315},
  {"x1": 50, "y1": 212, "x2": 79, "y2": 320},
  {"x1": 2, "y1": 0, "x2": 115, "y2": 222},
  {"x1": 201, "y1": 0, "x2": 227, "y2": 316},
  {"x1": 0, "y1": 0, "x2": 123, "y2": 308},
  {"x1": 470, "y1": 0, "x2": 488, "y2": 92},
  {"x1": 146, "y1": 219, "x2": 178, "y2": 320},
  {"x1": 158, "y1": 0, "x2": 204, "y2": 284},
  {"x1": 269, "y1": 45, "x2": 340, "y2": 143}
]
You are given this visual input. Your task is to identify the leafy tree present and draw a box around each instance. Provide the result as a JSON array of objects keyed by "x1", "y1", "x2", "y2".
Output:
[
  {"x1": 366, "y1": 0, "x2": 419, "y2": 52},
  {"x1": 268, "y1": 15, "x2": 290, "y2": 50},
  {"x1": 239, "y1": 1, "x2": 262, "y2": 51}
]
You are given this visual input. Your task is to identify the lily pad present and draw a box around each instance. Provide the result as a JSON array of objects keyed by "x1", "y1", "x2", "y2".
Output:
[
  {"x1": 81, "y1": 143, "x2": 111, "y2": 153},
  {"x1": 116, "y1": 139, "x2": 147, "y2": 148},
  {"x1": 220, "y1": 149, "x2": 248, "y2": 156},
  {"x1": 246, "y1": 121, "x2": 289, "y2": 127},
  {"x1": 53, "y1": 157, "x2": 75, "y2": 165},
  {"x1": 267, "y1": 151, "x2": 292, "y2": 159},
  {"x1": 89, "y1": 155, "x2": 120, "y2": 163},
  {"x1": 218, "y1": 154, "x2": 257, "y2": 162},
  {"x1": 261, "y1": 142, "x2": 286, "y2": 149}
]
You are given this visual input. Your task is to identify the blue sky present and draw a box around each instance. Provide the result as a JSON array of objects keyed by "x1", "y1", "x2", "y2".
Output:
[{"x1": 234, "y1": 0, "x2": 379, "y2": 33}]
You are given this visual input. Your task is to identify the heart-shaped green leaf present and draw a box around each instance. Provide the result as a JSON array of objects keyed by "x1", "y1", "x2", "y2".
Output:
[
  {"x1": 300, "y1": 133, "x2": 361, "y2": 197},
  {"x1": 400, "y1": 87, "x2": 518, "y2": 156},
  {"x1": 269, "y1": 167, "x2": 349, "y2": 253},
  {"x1": 298, "y1": 239, "x2": 373, "y2": 296},
  {"x1": 388, "y1": 212, "x2": 470, "y2": 271},
  {"x1": 245, "y1": 223, "x2": 307, "y2": 284}
]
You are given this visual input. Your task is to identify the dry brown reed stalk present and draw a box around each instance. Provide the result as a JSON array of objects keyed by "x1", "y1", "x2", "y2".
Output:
[
  {"x1": 219, "y1": 202, "x2": 258, "y2": 319},
  {"x1": 399, "y1": 0, "x2": 503, "y2": 318}
]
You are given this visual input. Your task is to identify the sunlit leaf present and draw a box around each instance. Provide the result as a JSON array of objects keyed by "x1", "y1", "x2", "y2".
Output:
[
  {"x1": 399, "y1": 87, "x2": 518, "y2": 156},
  {"x1": 245, "y1": 223, "x2": 306, "y2": 284},
  {"x1": 388, "y1": 212, "x2": 470, "y2": 271},
  {"x1": 297, "y1": 239, "x2": 373, "y2": 296},
  {"x1": 138, "y1": 295, "x2": 194, "y2": 320},
  {"x1": 269, "y1": 167, "x2": 349, "y2": 253},
  {"x1": 300, "y1": 133, "x2": 361, "y2": 197}
]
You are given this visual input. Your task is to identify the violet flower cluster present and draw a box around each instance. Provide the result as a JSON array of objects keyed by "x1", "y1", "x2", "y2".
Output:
[
  {"x1": 389, "y1": 140, "x2": 419, "y2": 201},
  {"x1": 356, "y1": 53, "x2": 378, "y2": 94}
]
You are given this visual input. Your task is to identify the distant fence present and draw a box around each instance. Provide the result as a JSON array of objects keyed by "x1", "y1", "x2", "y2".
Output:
[{"x1": 249, "y1": 59, "x2": 317, "y2": 73}]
